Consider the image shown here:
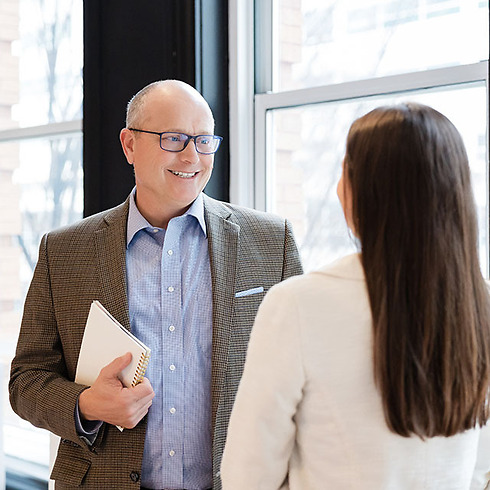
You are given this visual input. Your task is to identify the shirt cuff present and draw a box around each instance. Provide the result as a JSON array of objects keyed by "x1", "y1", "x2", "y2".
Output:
[{"x1": 75, "y1": 398, "x2": 103, "y2": 445}]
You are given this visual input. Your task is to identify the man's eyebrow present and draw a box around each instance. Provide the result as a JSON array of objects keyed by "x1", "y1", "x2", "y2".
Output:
[{"x1": 163, "y1": 129, "x2": 215, "y2": 135}]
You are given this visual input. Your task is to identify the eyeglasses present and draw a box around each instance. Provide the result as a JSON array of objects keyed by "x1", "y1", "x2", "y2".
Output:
[{"x1": 128, "y1": 128, "x2": 223, "y2": 155}]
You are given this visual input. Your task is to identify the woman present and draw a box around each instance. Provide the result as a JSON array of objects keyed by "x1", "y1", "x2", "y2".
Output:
[{"x1": 221, "y1": 103, "x2": 490, "y2": 489}]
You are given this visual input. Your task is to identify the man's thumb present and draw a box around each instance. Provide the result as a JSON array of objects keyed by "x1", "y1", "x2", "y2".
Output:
[{"x1": 103, "y1": 352, "x2": 132, "y2": 378}]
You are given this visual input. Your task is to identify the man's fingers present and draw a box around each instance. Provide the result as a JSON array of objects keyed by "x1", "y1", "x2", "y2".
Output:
[
  {"x1": 133, "y1": 377, "x2": 154, "y2": 394},
  {"x1": 125, "y1": 399, "x2": 154, "y2": 429}
]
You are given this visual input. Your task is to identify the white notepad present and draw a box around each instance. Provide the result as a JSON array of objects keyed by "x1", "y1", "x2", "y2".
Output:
[{"x1": 75, "y1": 300, "x2": 151, "y2": 388}]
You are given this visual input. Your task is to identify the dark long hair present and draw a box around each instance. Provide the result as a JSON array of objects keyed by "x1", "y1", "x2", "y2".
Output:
[{"x1": 344, "y1": 103, "x2": 490, "y2": 438}]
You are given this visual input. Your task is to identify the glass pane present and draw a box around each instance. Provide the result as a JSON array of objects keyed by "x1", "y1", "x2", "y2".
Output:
[
  {"x1": 267, "y1": 84, "x2": 488, "y2": 274},
  {"x1": 276, "y1": 0, "x2": 489, "y2": 91},
  {"x1": 2, "y1": 0, "x2": 83, "y2": 130},
  {"x1": 1, "y1": 134, "x2": 83, "y2": 482}
]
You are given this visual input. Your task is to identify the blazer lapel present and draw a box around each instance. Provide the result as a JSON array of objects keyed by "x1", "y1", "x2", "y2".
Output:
[
  {"x1": 94, "y1": 199, "x2": 131, "y2": 331},
  {"x1": 204, "y1": 195, "x2": 240, "y2": 428}
]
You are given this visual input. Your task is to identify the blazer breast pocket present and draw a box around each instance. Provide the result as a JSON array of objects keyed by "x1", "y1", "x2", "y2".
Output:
[{"x1": 234, "y1": 287, "x2": 266, "y2": 326}]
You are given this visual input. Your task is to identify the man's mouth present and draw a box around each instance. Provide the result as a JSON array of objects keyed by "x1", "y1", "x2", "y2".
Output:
[{"x1": 169, "y1": 170, "x2": 198, "y2": 179}]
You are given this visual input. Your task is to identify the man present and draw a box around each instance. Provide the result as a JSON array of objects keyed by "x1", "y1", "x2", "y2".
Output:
[{"x1": 9, "y1": 80, "x2": 303, "y2": 489}]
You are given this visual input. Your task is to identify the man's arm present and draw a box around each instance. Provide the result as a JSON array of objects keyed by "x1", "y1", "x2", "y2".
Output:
[
  {"x1": 281, "y1": 219, "x2": 303, "y2": 280},
  {"x1": 9, "y1": 234, "x2": 154, "y2": 443},
  {"x1": 9, "y1": 234, "x2": 88, "y2": 443}
]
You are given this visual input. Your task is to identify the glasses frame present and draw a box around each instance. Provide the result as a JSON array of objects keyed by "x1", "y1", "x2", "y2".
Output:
[{"x1": 128, "y1": 128, "x2": 223, "y2": 155}]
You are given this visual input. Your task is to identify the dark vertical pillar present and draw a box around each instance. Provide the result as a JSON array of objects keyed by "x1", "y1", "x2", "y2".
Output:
[
  {"x1": 195, "y1": 0, "x2": 229, "y2": 202},
  {"x1": 83, "y1": 0, "x2": 228, "y2": 216}
]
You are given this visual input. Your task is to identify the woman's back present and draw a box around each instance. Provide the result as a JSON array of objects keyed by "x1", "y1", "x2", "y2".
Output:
[
  {"x1": 221, "y1": 254, "x2": 488, "y2": 489},
  {"x1": 284, "y1": 254, "x2": 486, "y2": 489}
]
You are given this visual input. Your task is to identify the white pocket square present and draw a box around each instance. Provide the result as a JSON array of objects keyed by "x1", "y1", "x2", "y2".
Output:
[{"x1": 235, "y1": 286, "x2": 264, "y2": 298}]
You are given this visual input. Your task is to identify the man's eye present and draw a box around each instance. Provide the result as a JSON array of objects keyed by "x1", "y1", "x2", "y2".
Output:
[{"x1": 199, "y1": 137, "x2": 210, "y2": 145}]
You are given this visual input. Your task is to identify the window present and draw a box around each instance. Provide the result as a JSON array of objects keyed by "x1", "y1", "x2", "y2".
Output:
[
  {"x1": 230, "y1": 0, "x2": 489, "y2": 273},
  {"x1": 0, "y1": 0, "x2": 83, "y2": 486}
]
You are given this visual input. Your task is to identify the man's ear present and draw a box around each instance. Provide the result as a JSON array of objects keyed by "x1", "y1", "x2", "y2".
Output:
[{"x1": 120, "y1": 128, "x2": 135, "y2": 165}]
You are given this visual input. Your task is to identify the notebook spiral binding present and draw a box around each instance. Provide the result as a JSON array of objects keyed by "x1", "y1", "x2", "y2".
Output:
[{"x1": 132, "y1": 352, "x2": 151, "y2": 386}]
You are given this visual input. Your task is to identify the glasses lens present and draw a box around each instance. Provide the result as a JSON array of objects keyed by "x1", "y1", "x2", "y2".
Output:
[
  {"x1": 196, "y1": 135, "x2": 221, "y2": 154},
  {"x1": 160, "y1": 133, "x2": 187, "y2": 151}
]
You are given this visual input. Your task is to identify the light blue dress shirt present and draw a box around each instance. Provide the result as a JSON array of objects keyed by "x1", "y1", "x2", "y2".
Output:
[{"x1": 126, "y1": 190, "x2": 213, "y2": 489}]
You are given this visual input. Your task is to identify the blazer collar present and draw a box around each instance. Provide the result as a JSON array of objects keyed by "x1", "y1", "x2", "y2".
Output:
[
  {"x1": 202, "y1": 193, "x2": 234, "y2": 221},
  {"x1": 315, "y1": 253, "x2": 364, "y2": 281}
]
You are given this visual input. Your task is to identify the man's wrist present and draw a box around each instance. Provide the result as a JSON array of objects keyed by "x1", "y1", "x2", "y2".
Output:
[
  {"x1": 75, "y1": 392, "x2": 102, "y2": 442},
  {"x1": 78, "y1": 387, "x2": 97, "y2": 421}
]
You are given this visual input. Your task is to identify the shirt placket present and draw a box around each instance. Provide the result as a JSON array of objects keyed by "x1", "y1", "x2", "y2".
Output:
[{"x1": 161, "y1": 219, "x2": 185, "y2": 486}]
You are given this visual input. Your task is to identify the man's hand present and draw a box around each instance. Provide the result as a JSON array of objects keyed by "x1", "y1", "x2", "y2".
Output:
[{"x1": 78, "y1": 352, "x2": 155, "y2": 429}]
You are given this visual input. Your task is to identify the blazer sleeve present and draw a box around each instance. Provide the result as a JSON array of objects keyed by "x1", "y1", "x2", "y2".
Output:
[
  {"x1": 220, "y1": 282, "x2": 304, "y2": 489},
  {"x1": 9, "y1": 233, "x2": 90, "y2": 445},
  {"x1": 470, "y1": 421, "x2": 490, "y2": 489},
  {"x1": 282, "y1": 219, "x2": 303, "y2": 280}
]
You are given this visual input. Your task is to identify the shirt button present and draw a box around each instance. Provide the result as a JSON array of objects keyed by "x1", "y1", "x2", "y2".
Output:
[
  {"x1": 169, "y1": 364, "x2": 176, "y2": 371},
  {"x1": 169, "y1": 407, "x2": 176, "y2": 414},
  {"x1": 167, "y1": 286, "x2": 174, "y2": 292},
  {"x1": 167, "y1": 249, "x2": 173, "y2": 255},
  {"x1": 129, "y1": 471, "x2": 140, "y2": 482},
  {"x1": 169, "y1": 450, "x2": 175, "y2": 457},
  {"x1": 169, "y1": 325, "x2": 175, "y2": 332},
  {"x1": 152, "y1": 228, "x2": 158, "y2": 233}
]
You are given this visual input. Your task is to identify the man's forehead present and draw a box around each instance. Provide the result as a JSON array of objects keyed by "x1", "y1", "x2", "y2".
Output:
[
  {"x1": 143, "y1": 93, "x2": 214, "y2": 131},
  {"x1": 147, "y1": 84, "x2": 207, "y2": 107}
]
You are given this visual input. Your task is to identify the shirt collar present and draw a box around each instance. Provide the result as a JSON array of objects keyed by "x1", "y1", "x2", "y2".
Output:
[{"x1": 126, "y1": 188, "x2": 207, "y2": 247}]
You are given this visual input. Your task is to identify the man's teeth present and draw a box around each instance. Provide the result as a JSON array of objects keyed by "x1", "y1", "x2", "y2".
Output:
[{"x1": 170, "y1": 170, "x2": 197, "y2": 178}]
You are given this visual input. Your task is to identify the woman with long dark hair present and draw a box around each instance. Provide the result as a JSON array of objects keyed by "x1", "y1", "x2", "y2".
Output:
[{"x1": 221, "y1": 103, "x2": 490, "y2": 489}]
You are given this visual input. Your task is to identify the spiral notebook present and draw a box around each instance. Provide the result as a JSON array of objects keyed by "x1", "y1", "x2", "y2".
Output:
[{"x1": 75, "y1": 300, "x2": 151, "y2": 389}]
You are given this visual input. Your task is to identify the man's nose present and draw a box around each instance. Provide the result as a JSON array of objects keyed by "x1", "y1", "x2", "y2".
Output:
[{"x1": 180, "y1": 138, "x2": 200, "y2": 162}]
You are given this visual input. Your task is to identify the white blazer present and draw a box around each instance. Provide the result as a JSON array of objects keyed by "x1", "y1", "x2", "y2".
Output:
[{"x1": 221, "y1": 254, "x2": 490, "y2": 490}]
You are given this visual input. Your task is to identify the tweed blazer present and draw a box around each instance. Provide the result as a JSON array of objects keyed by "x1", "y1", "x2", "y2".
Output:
[{"x1": 9, "y1": 193, "x2": 303, "y2": 489}]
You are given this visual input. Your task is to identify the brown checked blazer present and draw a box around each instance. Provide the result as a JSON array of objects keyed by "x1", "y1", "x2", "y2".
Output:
[{"x1": 9, "y1": 193, "x2": 303, "y2": 489}]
